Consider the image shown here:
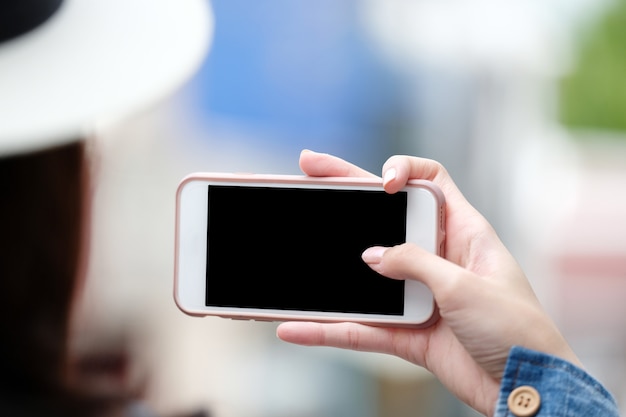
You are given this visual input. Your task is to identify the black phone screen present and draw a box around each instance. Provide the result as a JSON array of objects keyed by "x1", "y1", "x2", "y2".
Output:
[{"x1": 206, "y1": 185, "x2": 407, "y2": 315}]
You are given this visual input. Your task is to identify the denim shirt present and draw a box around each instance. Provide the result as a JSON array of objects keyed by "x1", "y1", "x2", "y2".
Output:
[{"x1": 495, "y1": 346, "x2": 620, "y2": 417}]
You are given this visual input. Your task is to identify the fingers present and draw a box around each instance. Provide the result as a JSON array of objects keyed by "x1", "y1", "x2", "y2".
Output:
[
  {"x1": 276, "y1": 321, "x2": 426, "y2": 360},
  {"x1": 381, "y1": 155, "x2": 469, "y2": 209},
  {"x1": 277, "y1": 321, "x2": 380, "y2": 349},
  {"x1": 299, "y1": 150, "x2": 377, "y2": 178},
  {"x1": 299, "y1": 151, "x2": 461, "y2": 208}
]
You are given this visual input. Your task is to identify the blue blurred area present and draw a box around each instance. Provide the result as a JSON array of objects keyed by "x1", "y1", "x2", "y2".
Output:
[{"x1": 188, "y1": 0, "x2": 409, "y2": 171}]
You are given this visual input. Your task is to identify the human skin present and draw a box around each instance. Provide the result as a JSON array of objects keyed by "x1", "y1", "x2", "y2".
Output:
[{"x1": 277, "y1": 150, "x2": 581, "y2": 416}]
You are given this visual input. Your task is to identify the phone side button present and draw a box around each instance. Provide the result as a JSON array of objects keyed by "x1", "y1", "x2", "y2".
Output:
[{"x1": 219, "y1": 316, "x2": 248, "y2": 321}]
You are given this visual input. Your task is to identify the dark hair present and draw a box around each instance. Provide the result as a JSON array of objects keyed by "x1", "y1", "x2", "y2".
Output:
[{"x1": 0, "y1": 141, "x2": 130, "y2": 416}]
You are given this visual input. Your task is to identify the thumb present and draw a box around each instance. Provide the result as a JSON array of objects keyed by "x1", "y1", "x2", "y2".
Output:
[{"x1": 362, "y1": 243, "x2": 476, "y2": 307}]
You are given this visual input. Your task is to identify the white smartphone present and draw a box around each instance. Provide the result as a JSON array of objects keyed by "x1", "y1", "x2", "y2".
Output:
[{"x1": 174, "y1": 173, "x2": 445, "y2": 328}]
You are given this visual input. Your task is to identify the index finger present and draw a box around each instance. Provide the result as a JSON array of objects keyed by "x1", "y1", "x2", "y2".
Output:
[
  {"x1": 381, "y1": 155, "x2": 473, "y2": 211},
  {"x1": 299, "y1": 149, "x2": 377, "y2": 178}
]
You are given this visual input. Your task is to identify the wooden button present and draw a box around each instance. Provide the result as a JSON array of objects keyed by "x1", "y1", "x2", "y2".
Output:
[{"x1": 507, "y1": 385, "x2": 541, "y2": 417}]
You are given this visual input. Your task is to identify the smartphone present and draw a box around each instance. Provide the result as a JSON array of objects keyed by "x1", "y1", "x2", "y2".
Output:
[{"x1": 174, "y1": 173, "x2": 445, "y2": 328}]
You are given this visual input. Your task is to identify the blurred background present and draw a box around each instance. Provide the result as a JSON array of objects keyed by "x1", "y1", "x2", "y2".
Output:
[{"x1": 75, "y1": 0, "x2": 626, "y2": 415}]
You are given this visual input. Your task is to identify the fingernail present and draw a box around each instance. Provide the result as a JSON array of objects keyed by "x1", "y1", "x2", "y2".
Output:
[
  {"x1": 383, "y1": 168, "x2": 397, "y2": 186},
  {"x1": 362, "y1": 246, "x2": 387, "y2": 264}
]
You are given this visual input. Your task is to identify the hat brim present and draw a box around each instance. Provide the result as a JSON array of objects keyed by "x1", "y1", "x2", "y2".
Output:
[{"x1": 0, "y1": 0, "x2": 212, "y2": 155}]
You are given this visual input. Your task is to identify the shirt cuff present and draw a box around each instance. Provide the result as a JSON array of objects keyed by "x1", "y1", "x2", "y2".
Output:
[{"x1": 494, "y1": 346, "x2": 619, "y2": 417}]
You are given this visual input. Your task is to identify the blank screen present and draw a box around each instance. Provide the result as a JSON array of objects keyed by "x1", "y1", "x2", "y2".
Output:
[{"x1": 206, "y1": 185, "x2": 407, "y2": 315}]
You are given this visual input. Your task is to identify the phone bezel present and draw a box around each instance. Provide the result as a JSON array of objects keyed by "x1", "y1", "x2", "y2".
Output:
[{"x1": 174, "y1": 173, "x2": 445, "y2": 328}]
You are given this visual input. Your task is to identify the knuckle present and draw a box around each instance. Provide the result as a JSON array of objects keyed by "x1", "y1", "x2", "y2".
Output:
[{"x1": 344, "y1": 323, "x2": 363, "y2": 350}]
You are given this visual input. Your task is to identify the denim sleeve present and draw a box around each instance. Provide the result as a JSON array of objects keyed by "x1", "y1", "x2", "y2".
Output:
[{"x1": 494, "y1": 346, "x2": 620, "y2": 417}]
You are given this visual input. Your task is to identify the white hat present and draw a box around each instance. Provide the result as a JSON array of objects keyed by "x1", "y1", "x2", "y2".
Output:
[{"x1": 0, "y1": 0, "x2": 213, "y2": 156}]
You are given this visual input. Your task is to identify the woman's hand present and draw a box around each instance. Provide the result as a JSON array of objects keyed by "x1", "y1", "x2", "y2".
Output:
[{"x1": 277, "y1": 150, "x2": 580, "y2": 416}]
